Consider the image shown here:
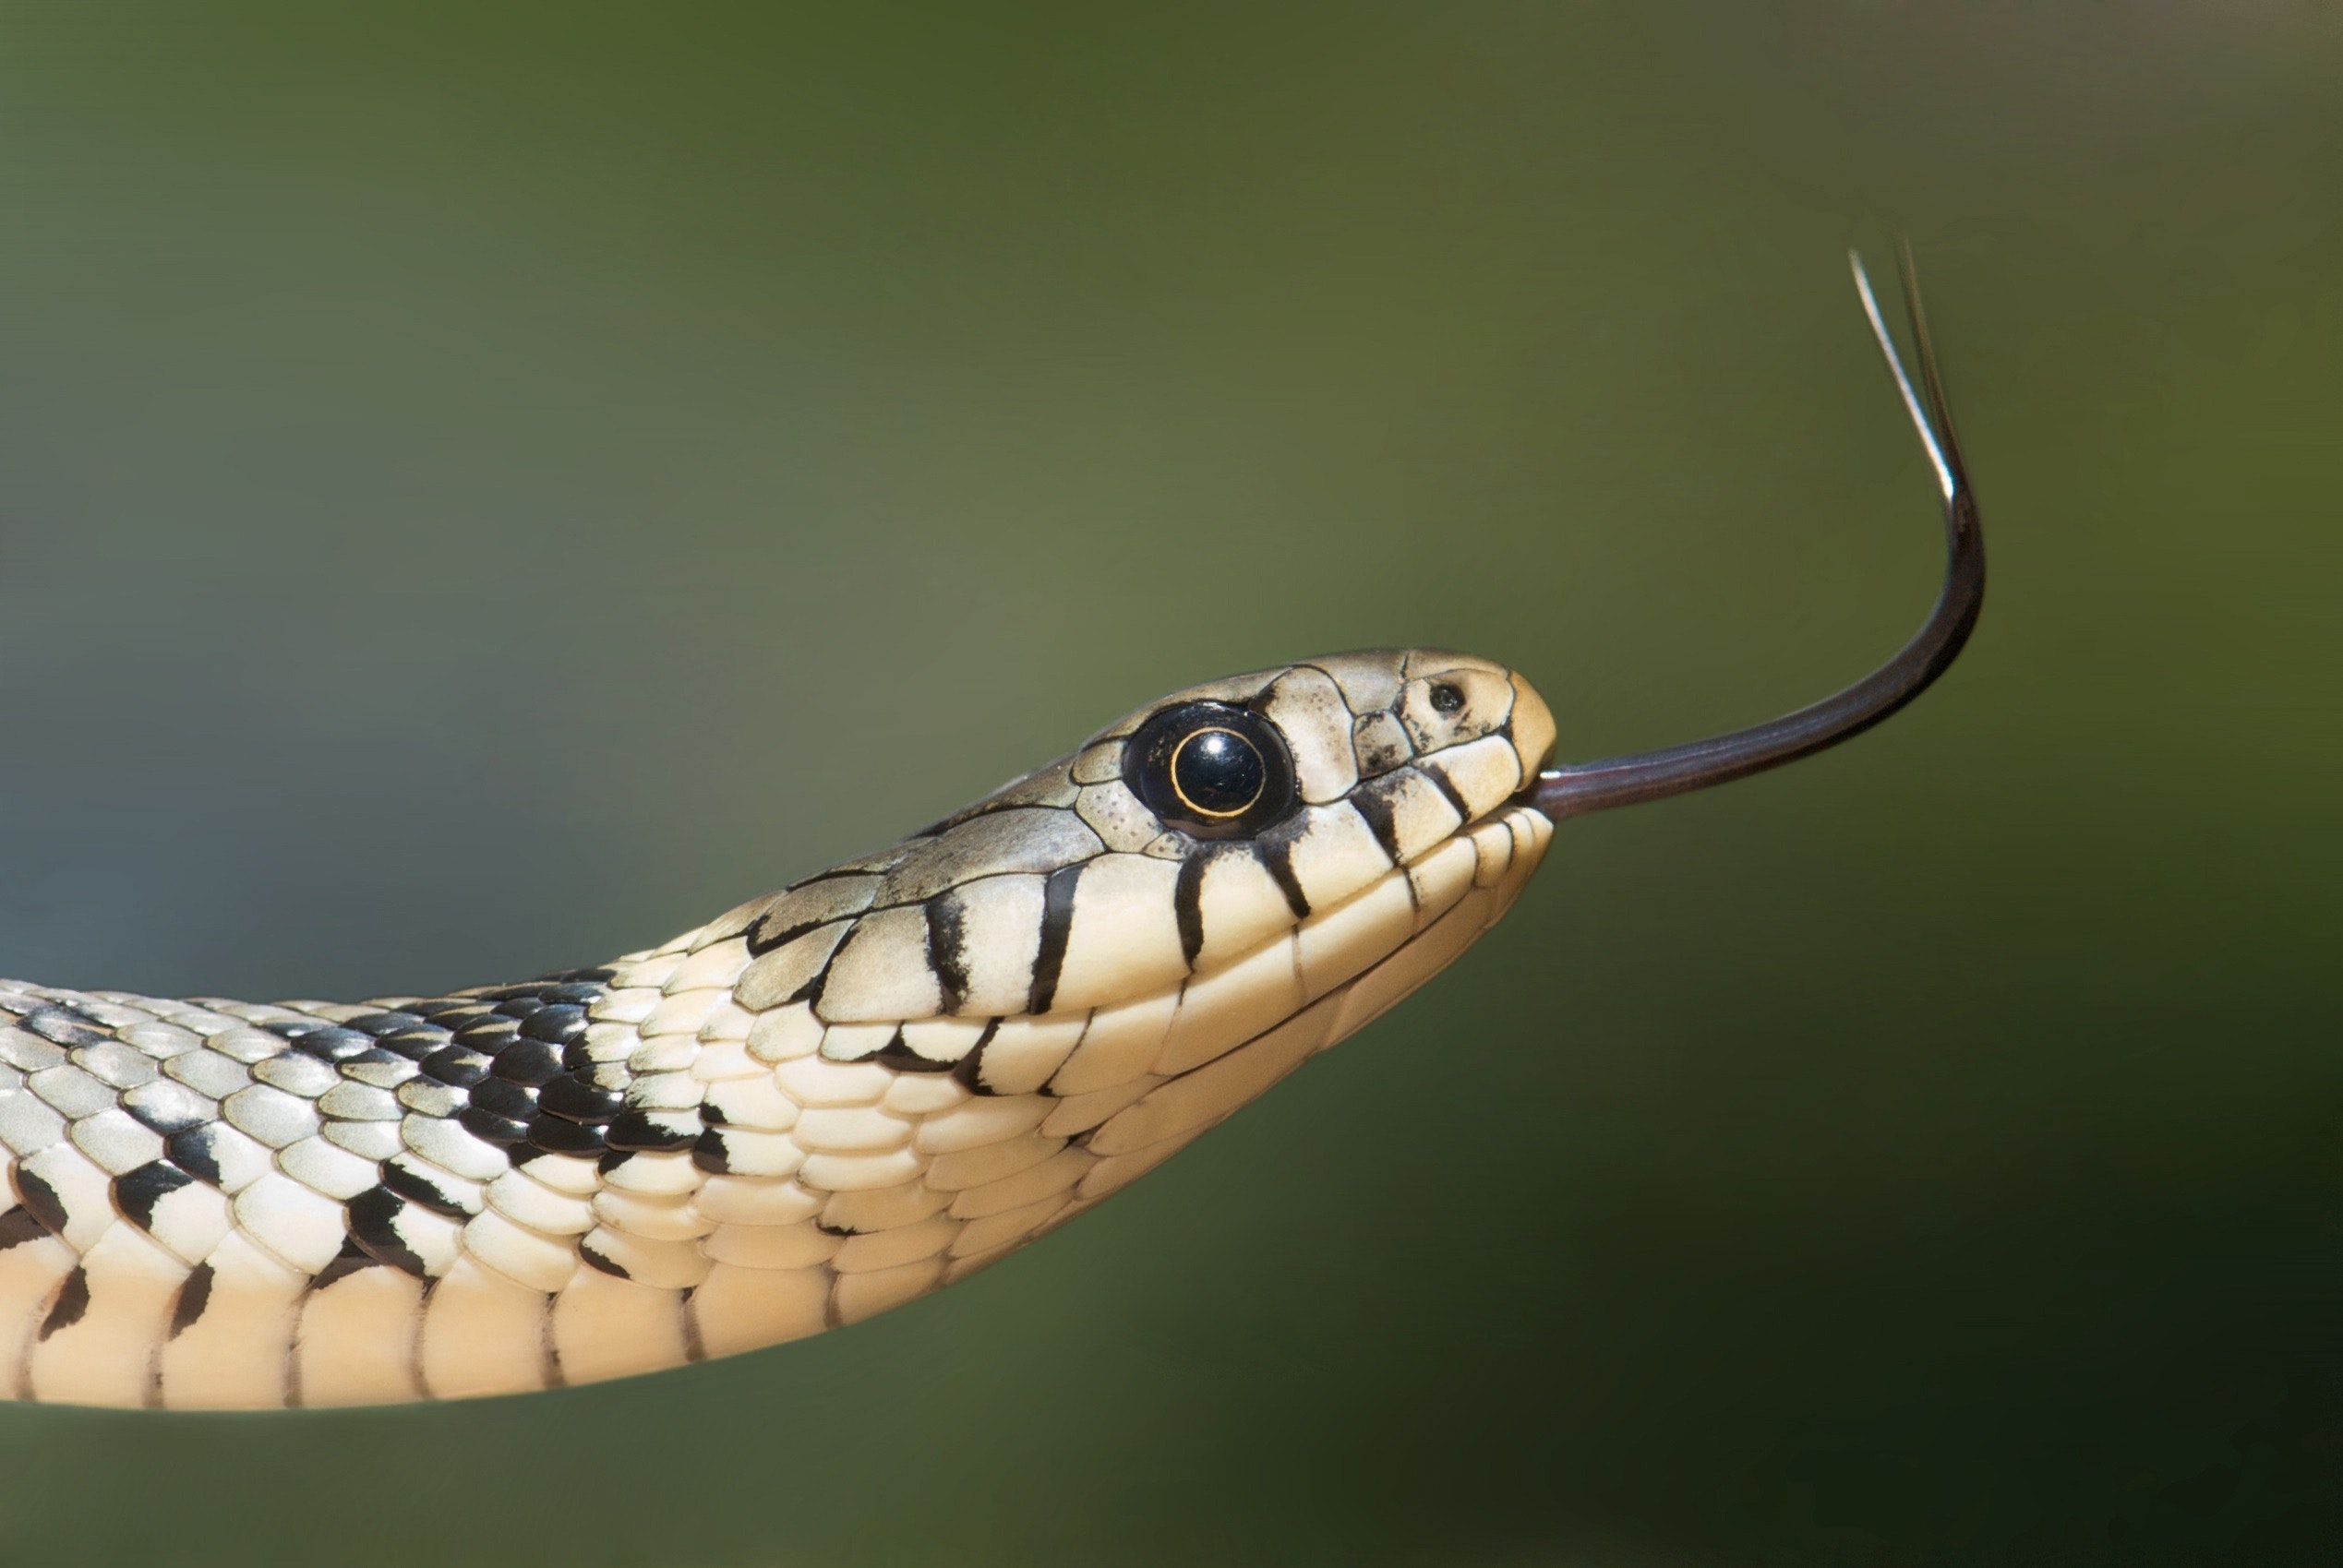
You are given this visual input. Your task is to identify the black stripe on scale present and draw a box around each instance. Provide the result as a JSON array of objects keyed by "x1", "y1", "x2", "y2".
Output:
[
  {"x1": 746, "y1": 912, "x2": 831, "y2": 959},
  {"x1": 949, "y1": 1021, "x2": 1003, "y2": 1095},
  {"x1": 491, "y1": 1038, "x2": 564, "y2": 1088},
  {"x1": 1254, "y1": 828, "x2": 1313, "y2": 920},
  {"x1": 380, "y1": 1157, "x2": 471, "y2": 1217},
  {"x1": 114, "y1": 1161, "x2": 196, "y2": 1233},
  {"x1": 605, "y1": 1107, "x2": 702, "y2": 1153},
  {"x1": 536, "y1": 1071, "x2": 623, "y2": 1124},
  {"x1": 164, "y1": 1128, "x2": 223, "y2": 1187},
  {"x1": 39, "y1": 1266, "x2": 89, "y2": 1340},
  {"x1": 578, "y1": 1238, "x2": 630, "y2": 1280},
  {"x1": 460, "y1": 1105, "x2": 533, "y2": 1147},
  {"x1": 168, "y1": 1263, "x2": 214, "y2": 1338},
  {"x1": 1027, "y1": 863, "x2": 1085, "y2": 1014},
  {"x1": 926, "y1": 893, "x2": 970, "y2": 1015},
  {"x1": 1347, "y1": 774, "x2": 1409, "y2": 863},
  {"x1": 0, "y1": 1207, "x2": 47, "y2": 1251},
  {"x1": 1172, "y1": 852, "x2": 1210, "y2": 969},
  {"x1": 346, "y1": 1187, "x2": 429, "y2": 1277},
  {"x1": 526, "y1": 1113, "x2": 609, "y2": 1157},
  {"x1": 870, "y1": 1029, "x2": 960, "y2": 1074},
  {"x1": 9, "y1": 1167, "x2": 68, "y2": 1235},
  {"x1": 469, "y1": 1078, "x2": 537, "y2": 1123},
  {"x1": 19, "y1": 1008, "x2": 109, "y2": 1051},
  {"x1": 310, "y1": 1239, "x2": 379, "y2": 1293},
  {"x1": 292, "y1": 1027, "x2": 375, "y2": 1064},
  {"x1": 1416, "y1": 760, "x2": 1476, "y2": 826}
]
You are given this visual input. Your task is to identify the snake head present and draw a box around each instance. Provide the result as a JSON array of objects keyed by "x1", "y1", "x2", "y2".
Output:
[
  {"x1": 730, "y1": 648, "x2": 1555, "y2": 1025},
  {"x1": 668, "y1": 652, "x2": 1557, "y2": 1282}
]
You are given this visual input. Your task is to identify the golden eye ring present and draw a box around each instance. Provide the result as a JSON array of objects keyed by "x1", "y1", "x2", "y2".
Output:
[
  {"x1": 1167, "y1": 726, "x2": 1267, "y2": 820},
  {"x1": 1124, "y1": 701, "x2": 1298, "y2": 840}
]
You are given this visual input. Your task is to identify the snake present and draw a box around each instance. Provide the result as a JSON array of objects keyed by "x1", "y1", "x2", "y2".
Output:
[{"x1": 0, "y1": 253, "x2": 1981, "y2": 1409}]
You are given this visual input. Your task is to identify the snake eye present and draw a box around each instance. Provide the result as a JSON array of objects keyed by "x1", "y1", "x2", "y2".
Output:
[
  {"x1": 1170, "y1": 727, "x2": 1265, "y2": 818},
  {"x1": 1125, "y1": 702, "x2": 1298, "y2": 839}
]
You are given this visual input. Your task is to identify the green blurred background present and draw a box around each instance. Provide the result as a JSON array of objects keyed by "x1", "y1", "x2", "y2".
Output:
[{"x1": 0, "y1": 4, "x2": 2333, "y2": 1564}]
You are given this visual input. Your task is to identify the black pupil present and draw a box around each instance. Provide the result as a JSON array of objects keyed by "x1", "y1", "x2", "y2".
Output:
[{"x1": 1171, "y1": 728, "x2": 1266, "y2": 818}]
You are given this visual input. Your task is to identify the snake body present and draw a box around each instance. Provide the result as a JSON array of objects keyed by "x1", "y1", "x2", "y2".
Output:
[{"x1": 0, "y1": 648, "x2": 1555, "y2": 1408}]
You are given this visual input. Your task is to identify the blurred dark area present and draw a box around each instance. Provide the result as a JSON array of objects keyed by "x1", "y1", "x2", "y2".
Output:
[{"x1": 0, "y1": 5, "x2": 2333, "y2": 1564}]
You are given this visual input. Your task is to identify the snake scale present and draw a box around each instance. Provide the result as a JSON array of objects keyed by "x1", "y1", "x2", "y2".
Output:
[{"x1": 0, "y1": 253, "x2": 1981, "y2": 1411}]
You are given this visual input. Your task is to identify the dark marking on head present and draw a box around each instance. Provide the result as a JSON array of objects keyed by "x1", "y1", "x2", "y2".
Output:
[
  {"x1": 10, "y1": 1168, "x2": 68, "y2": 1236},
  {"x1": 1348, "y1": 777, "x2": 1406, "y2": 863},
  {"x1": 1027, "y1": 863, "x2": 1085, "y2": 1014},
  {"x1": 1255, "y1": 834, "x2": 1312, "y2": 921},
  {"x1": 1172, "y1": 854, "x2": 1208, "y2": 970},
  {"x1": 1417, "y1": 760, "x2": 1475, "y2": 825},
  {"x1": 169, "y1": 1263, "x2": 215, "y2": 1339},
  {"x1": 39, "y1": 1266, "x2": 89, "y2": 1341},
  {"x1": 927, "y1": 894, "x2": 970, "y2": 1015},
  {"x1": 114, "y1": 1161, "x2": 196, "y2": 1233},
  {"x1": 0, "y1": 1208, "x2": 47, "y2": 1251},
  {"x1": 691, "y1": 1129, "x2": 731, "y2": 1174}
]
